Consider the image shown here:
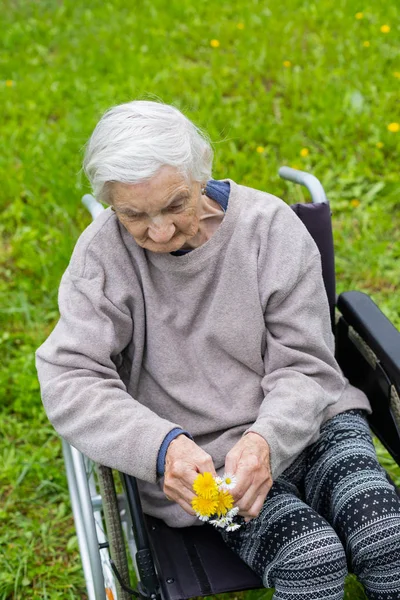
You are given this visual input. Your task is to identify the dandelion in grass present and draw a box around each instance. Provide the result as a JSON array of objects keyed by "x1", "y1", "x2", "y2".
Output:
[
  {"x1": 283, "y1": 60, "x2": 291, "y2": 68},
  {"x1": 256, "y1": 146, "x2": 265, "y2": 153},
  {"x1": 388, "y1": 123, "x2": 399, "y2": 133},
  {"x1": 191, "y1": 495, "x2": 218, "y2": 519},
  {"x1": 355, "y1": 12, "x2": 363, "y2": 20},
  {"x1": 300, "y1": 148, "x2": 309, "y2": 157},
  {"x1": 380, "y1": 25, "x2": 390, "y2": 33},
  {"x1": 237, "y1": 23, "x2": 245, "y2": 30},
  {"x1": 350, "y1": 199, "x2": 361, "y2": 208},
  {"x1": 394, "y1": 72, "x2": 400, "y2": 79},
  {"x1": 5, "y1": 80, "x2": 14, "y2": 87},
  {"x1": 219, "y1": 473, "x2": 237, "y2": 490},
  {"x1": 210, "y1": 39, "x2": 220, "y2": 48},
  {"x1": 376, "y1": 142, "x2": 384, "y2": 149},
  {"x1": 363, "y1": 41, "x2": 370, "y2": 47},
  {"x1": 193, "y1": 472, "x2": 219, "y2": 499}
]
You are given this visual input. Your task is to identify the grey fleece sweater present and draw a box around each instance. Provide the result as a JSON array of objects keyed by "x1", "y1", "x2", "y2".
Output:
[{"x1": 35, "y1": 179, "x2": 371, "y2": 528}]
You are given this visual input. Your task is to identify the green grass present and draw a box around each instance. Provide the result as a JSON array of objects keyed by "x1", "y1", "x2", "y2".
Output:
[{"x1": 1, "y1": 0, "x2": 399, "y2": 598}]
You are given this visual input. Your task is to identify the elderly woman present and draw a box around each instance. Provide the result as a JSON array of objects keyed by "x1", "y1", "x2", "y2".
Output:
[{"x1": 36, "y1": 101, "x2": 400, "y2": 600}]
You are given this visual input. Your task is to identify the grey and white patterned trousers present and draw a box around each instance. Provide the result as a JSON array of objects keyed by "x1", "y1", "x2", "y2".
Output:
[{"x1": 218, "y1": 410, "x2": 400, "y2": 600}]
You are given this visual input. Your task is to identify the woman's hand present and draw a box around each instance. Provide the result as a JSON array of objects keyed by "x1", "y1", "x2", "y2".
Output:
[
  {"x1": 224, "y1": 432, "x2": 273, "y2": 522},
  {"x1": 163, "y1": 434, "x2": 217, "y2": 516}
]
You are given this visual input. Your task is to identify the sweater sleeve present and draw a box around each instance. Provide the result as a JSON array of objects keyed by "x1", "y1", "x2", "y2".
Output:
[
  {"x1": 156, "y1": 429, "x2": 193, "y2": 477},
  {"x1": 35, "y1": 268, "x2": 184, "y2": 484},
  {"x1": 245, "y1": 208, "x2": 347, "y2": 479}
]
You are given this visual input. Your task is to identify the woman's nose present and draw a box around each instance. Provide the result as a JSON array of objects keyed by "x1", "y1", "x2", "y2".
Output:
[{"x1": 148, "y1": 219, "x2": 176, "y2": 243}]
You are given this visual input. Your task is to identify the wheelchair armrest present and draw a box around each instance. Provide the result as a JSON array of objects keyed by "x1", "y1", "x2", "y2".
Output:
[
  {"x1": 337, "y1": 291, "x2": 400, "y2": 387},
  {"x1": 336, "y1": 291, "x2": 400, "y2": 467}
]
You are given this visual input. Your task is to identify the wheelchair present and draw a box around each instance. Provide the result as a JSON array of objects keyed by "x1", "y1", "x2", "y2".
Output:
[{"x1": 62, "y1": 167, "x2": 400, "y2": 600}]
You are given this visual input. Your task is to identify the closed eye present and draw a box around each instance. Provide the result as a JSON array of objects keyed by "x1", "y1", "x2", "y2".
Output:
[
  {"x1": 125, "y1": 212, "x2": 145, "y2": 219},
  {"x1": 165, "y1": 202, "x2": 185, "y2": 213}
]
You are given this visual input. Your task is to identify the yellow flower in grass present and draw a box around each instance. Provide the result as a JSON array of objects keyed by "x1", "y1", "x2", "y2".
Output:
[
  {"x1": 376, "y1": 142, "x2": 384, "y2": 149},
  {"x1": 394, "y1": 72, "x2": 400, "y2": 79},
  {"x1": 355, "y1": 12, "x2": 363, "y2": 20},
  {"x1": 237, "y1": 23, "x2": 245, "y2": 30},
  {"x1": 300, "y1": 148, "x2": 309, "y2": 157},
  {"x1": 191, "y1": 496, "x2": 218, "y2": 519},
  {"x1": 380, "y1": 25, "x2": 390, "y2": 33},
  {"x1": 363, "y1": 41, "x2": 370, "y2": 47},
  {"x1": 5, "y1": 80, "x2": 14, "y2": 87},
  {"x1": 256, "y1": 146, "x2": 264, "y2": 153},
  {"x1": 350, "y1": 199, "x2": 361, "y2": 208},
  {"x1": 215, "y1": 489, "x2": 234, "y2": 516},
  {"x1": 193, "y1": 472, "x2": 219, "y2": 499},
  {"x1": 388, "y1": 123, "x2": 400, "y2": 133},
  {"x1": 283, "y1": 60, "x2": 291, "y2": 68},
  {"x1": 210, "y1": 39, "x2": 220, "y2": 48}
]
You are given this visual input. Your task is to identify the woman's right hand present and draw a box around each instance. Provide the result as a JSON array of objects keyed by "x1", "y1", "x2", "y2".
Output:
[{"x1": 163, "y1": 434, "x2": 217, "y2": 516}]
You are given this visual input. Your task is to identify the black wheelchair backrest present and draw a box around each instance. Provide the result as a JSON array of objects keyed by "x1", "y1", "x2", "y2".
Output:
[{"x1": 290, "y1": 202, "x2": 336, "y2": 329}]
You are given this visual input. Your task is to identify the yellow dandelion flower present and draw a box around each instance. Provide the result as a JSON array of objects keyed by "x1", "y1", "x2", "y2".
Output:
[
  {"x1": 380, "y1": 25, "x2": 390, "y2": 33},
  {"x1": 394, "y1": 72, "x2": 400, "y2": 79},
  {"x1": 256, "y1": 146, "x2": 264, "y2": 153},
  {"x1": 355, "y1": 12, "x2": 363, "y2": 19},
  {"x1": 300, "y1": 148, "x2": 309, "y2": 157},
  {"x1": 283, "y1": 60, "x2": 291, "y2": 68},
  {"x1": 388, "y1": 122, "x2": 400, "y2": 133},
  {"x1": 215, "y1": 490, "x2": 234, "y2": 516},
  {"x1": 376, "y1": 142, "x2": 384, "y2": 148},
  {"x1": 5, "y1": 80, "x2": 14, "y2": 87},
  {"x1": 363, "y1": 41, "x2": 370, "y2": 47},
  {"x1": 191, "y1": 495, "x2": 218, "y2": 517},
  {"x1": 193, "y1": 472, "x2": 219, "y2": 499},
  {"x1": 350, "y1": 199, "x2": 361, "y2": 208},
  {"x1": 237, "y1": 23, "x2": 245, "y2": 30},
  {"x1": 210, "y1": 39, "x2": 220, "y2": 48}
]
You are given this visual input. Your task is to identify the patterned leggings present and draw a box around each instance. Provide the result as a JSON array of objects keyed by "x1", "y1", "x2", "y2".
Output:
[{"x1": 218, "y1": 410, "x2": 400, "y2": 600}]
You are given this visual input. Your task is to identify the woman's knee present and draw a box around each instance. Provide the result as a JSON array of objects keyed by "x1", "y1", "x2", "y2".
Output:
[
  {"x1": 220, "y1": 488, "x2": 348, "y2": 597},
  {"x1": 348, "y1": 510, "x2": 400, "y2": 597},
  {"x1": 263, "y1": 522, "x2": 348, "y2": 595}
]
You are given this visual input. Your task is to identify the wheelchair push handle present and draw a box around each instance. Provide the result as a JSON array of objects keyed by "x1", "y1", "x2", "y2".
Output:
[
  {"x1": 278, "y1": 166, "x2": 329, "y2": 204},
  {"x1": 82, "y1": 194, "x2": 105, "y2": 219}
]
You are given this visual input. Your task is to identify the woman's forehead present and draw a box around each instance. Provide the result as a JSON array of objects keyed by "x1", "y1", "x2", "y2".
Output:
[{"x1": 111, "y1": 167, "x2": 195, "y2": 210}]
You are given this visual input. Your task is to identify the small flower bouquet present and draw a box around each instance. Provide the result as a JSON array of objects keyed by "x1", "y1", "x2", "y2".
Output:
[{"x1": 191, "y1": 472, "x2": 242, "y2": 531}]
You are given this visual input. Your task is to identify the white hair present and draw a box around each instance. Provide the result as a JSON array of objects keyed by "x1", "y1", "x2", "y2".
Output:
[{"x1": 83, "y1": 100, "x2": 214, "y2": 203}]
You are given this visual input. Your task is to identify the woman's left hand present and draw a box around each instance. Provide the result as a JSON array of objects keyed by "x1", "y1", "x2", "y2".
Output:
[{"x1": 224, "y1": 432, "x2": 273, "y2": 522}]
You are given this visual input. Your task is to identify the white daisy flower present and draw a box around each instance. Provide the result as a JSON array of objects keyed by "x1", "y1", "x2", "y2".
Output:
[
  {"x1": 219, "y1": 473, "x2": 237, "y2": 490},
  {"x1": 225, "y1": 522, "x2": 241, "y2": 532},
  {"x1": 209, "y1": 516, "x2": 229, "y2": 528},
  {"x1": 196, "y1": 513, "x2": 210, "y2": 522},
  {"x1": 226, "y1": 506, "x2": 239, "y2": 518},
  {"x1": 215, "y1": 476, "x2": 223, "y2": 485}
]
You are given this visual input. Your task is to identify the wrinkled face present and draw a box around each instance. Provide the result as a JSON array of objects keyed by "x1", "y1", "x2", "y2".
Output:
[{"x1": 110, "y1": 166, "x2": 202, "y2": 253}]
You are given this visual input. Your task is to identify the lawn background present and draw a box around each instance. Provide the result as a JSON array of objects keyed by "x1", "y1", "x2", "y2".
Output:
[{"x1": 1, "y1": 0, "x2": 399, "y2": 598}]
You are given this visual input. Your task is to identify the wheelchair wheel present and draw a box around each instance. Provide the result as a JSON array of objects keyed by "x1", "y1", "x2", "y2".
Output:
[{"x1": 62, "y1": 440, "x2": 135, "y2": 600}]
